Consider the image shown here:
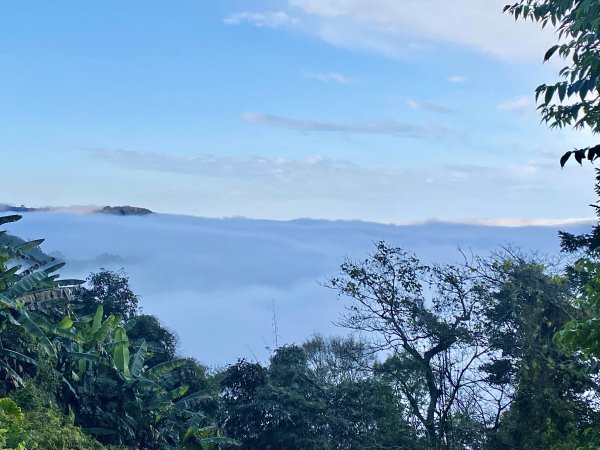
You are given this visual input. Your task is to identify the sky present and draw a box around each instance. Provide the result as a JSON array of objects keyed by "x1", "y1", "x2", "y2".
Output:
[{"x1": 1, "y1": 0, "x2": 599, "y2": 223}]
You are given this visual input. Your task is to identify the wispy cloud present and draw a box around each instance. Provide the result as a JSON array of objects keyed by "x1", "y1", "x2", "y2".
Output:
[
  {"x1": 497, "y1": 95, "x2": 535, "y2": 114},
  {"x1": 304, "y1": 72, "x2": 357, "y2": 84},
  {"x1": 92, "y1": 149, "x2": 354, "y2": 181},
  {"x1": 241, "y1": 111, "x2": 455, "y2": 139},
  {"x1": 287, "y1": 0, "x2": 556, "y2": 60},
  {"x1": 448, "y1": 75, "x2": 466, "y2": 83},
  {"x1": 224, "y1": 11, "x2": 297, "y2": 28},
  {"x1": 407, "y1": 99, "x2": 452, "y2": 114},
  {"x1": 89, "y1": 147, "x2": 596, "y2": 223}
]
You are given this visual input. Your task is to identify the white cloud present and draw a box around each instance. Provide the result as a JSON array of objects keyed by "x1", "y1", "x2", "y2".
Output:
[
  {"x1": 305, "y1": 72, "x2": 357, "y2": 84},
  {"x1": 241, "y1": 111, "x2": 456, "y2": 139},
  {"x1": 448, "y1": 75, "x2": 467, "y2": 84},
  {"x1": 92, "y1": 149, "x2": 349, "y2": 182},
  {"x1": 407, "y1": 99, "x2": 451, "y2": 114},
  {"x1": 497, "y1": 95, "x2": 535, "y2": 114},
  {"x1": 288, "y1": 0, "x2": 557, "y2": 60},
  {"x1": 224, "y1": 11, "x2": 297, "y2": 28}
]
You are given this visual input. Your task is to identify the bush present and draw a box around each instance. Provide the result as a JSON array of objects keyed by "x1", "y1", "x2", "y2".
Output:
[{"x1": 5, "y1": 383, "x2": 123, "y2": 450}]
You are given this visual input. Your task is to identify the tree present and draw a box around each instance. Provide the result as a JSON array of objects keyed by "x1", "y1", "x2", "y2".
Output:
[
  {"x1": 559, "y1": 259, "x2": 600, "y2": 356},
  {"x1": 127, "y1": 314, "x2": 178, "y2": 365},
  {"x1": 302, "y1": 336, "x2": 419, "y2": 449},
  {"x1": 219, "y1": 359, "x2": 270, "y2": 449},
  {"x1": 478, "y1": 256, "x2": 593, "y2": 449},
  {"x1": 220, "y1": 342, "x2": 418, "y2": 450},
  {"x1": 220, "y1": 347, "x2": 331, "y2": 450},
  {"x1": 302, "y1": 334, "x2": 374, "y2": 384},
  {"x1": 328, "y1": 242, "x2": 494, "y2": 449},
  {"x1": 78, "y1": 269, "x2": 139, "y2": 320}
]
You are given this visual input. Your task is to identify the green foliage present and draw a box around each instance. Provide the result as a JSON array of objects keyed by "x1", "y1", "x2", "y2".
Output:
[
  {"x1": 483, "y1": 258, "x2": 591, "y2": 449},
  {"x1": 328, "y1": 242, "x2": 492, "y2": 448},
  {"x1": 127, "y1": 315, "x2": 178, "y2": 365},
  {"x1": 506, "y1": 0, "x2": 600, "y2": 144},
  {"x1": 220, "y1": 343, "x2": 419, "y2": 450},
  {"x1": 78, "y1": 270, "x2": 139, "y2": 321},
  {"x1": 558, "y1": 259, "x2": 600, "y2": 357},
  {"x1": 0, "y1": 215, "x2": 81, "y2": 389},
  {"x1": 5, "y1": 383, "x2": 113, "y2": 450},
  {"x1": 505, "y1": 1, "x2": 600, "y2": 253}
]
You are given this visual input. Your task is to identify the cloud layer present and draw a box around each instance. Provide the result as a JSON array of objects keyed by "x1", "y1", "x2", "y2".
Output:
[
  {"x1": 241, "y1": 111, "x2": 455, "y2": 139},
  {"x1": 9, "y1": 212, "x2": 591, "y2": 365}
]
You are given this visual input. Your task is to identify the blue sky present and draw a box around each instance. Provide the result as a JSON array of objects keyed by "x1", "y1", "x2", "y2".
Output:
[{"x1": 1, "y1": 0, "x2": 598, "y2": 223}]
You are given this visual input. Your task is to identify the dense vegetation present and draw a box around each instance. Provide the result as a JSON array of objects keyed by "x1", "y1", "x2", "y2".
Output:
[{"x1": 4, "y1": 1, "x2": 600, "y2": 449}]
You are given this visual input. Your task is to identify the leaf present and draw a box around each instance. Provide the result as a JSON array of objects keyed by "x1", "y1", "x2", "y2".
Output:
[
  {"x1": 91, "y1": 305, "x2": 103, "y2": 334},
  {"x1": 544, "y1": 84, "x2": 556, "y2": 104},
  {"x1": 67, "y1": 405, "x2": 75, "y2": 424},
  {"x1": 57, "y1": 316, "x2": 74, "y2": 330},
  {"x1": 0, "y1": 360, "x2": 24, "y2": 386},
  {"x1": 169, "y1": 385, "x2": 189, "y2": 400},
  {"x1": 0, "y1": 293, "x2": 17, "y2": 309},
  {"x1": 544, "y1": 44, "x2": 560, "y2": 62},
  {"x1": 590, "y1": 144, "x2": 600, "y2": 161},
  {"x1": 558, "y1": 82, "x2": 567, "y2": 101},
  {"x1": 113, "y1": 327, "x2": 131, "y2": 380},
  {"x1": 78, "y1": 356, "x2": 87, "y2": 377},
  {"x1": 560, "y1": 151, "x2": 572, "y2": 167},
  {"x1": 0, "y1": 215, "x2": 22, "y2": 226},
  {"x1": 16, "y1": 239, "x2": 44, "y2": 251},
  {"x1": 130, "y1": 340, "x2": 147, "y2": 378},
  {"x1": 56, "y1": 279, "x2": 84, "y2": 286},
  {"x1": 4, "y1": 271, "x2": 49, "y2": 301},
  {"x1": 145, "y1": 359, "x2": 188, "y2": 380},
  {"x1": 0, "y1": 398, "x2": 24, "y2": 423},
  {"x1": 61, "y1": 351, "x2": 102, "y2": 364},
  {"x1": 43, "y1": 262, "x2": 65, "y2": 275},
  {"x1": 17, "y1": 312, "x2": 54, "y2": 354},
  {"x1": 174, "y1": 392, "x2": 212, "y2": 411},
  {"x1": 91, "y1": 315, "x2": 116, "y2": 344},
  {"x1": 187, "y1": 410, "x2": 207, "y2": 429},
  {"x1": 0, "y1": 348, "x2": 37, "y2": 366}
]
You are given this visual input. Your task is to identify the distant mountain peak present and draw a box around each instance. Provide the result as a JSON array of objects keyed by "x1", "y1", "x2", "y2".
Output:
[{"x1": 99, "y1": 206, "x2": 154, "y2": 216}]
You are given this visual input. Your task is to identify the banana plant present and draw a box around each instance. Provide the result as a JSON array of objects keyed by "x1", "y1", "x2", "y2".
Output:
[
  {"x1": 0, "y1": 215, "x2": 82, "y2": 386},
  {"x1": 60, "y1": 316, "x2": 238, "y2": 449}
]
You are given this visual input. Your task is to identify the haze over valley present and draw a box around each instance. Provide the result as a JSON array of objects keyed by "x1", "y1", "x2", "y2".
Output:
[{"x1": 7, "y1": 210, "x2": 589, "y2": 365}]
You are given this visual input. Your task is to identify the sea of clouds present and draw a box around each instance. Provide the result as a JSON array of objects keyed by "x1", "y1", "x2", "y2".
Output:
[{"x1": 6, "y1": 212, "x2": 592, "y2": 366}]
